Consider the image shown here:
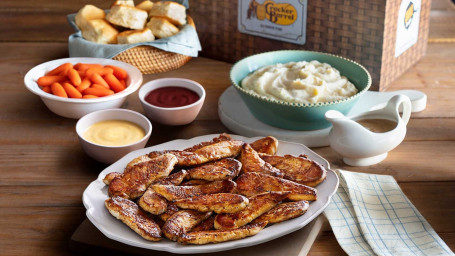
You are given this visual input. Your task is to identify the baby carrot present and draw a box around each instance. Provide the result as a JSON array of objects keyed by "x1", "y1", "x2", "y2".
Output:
[
  {"x1": 47, "y1": 63, "x2": 73, "y2": 76},
  {"x1": 90, "y1": 73, "x2": 109, "y2": 89},
  {"x1": 63, "y1": 82, "x2": 82, "y2": 98},
  {"x1": 86, "y1": 67, "x2": 113, "y2": 78},
  {"x1": 75, "y1": 63, "x2": 103, "y2": 72},
  {"x1": 77, "y1": 70, "x2": 85, "y2": 78},
  {"x1": 105, "y1": 65, "x2": 128, "y2": 80},
  {"x1": 83, "y1": 87, "x2": 114, "y2": 97},
  {"x1": 37, "y1": 75, "x2": 66, "y2": 87},
  {"x1": 90, "y1": 83, "x2": 108, "y2": 90},
  {"x1": 41, "y1": 86, "x2": 52, "y2": 93},
  {"x1": 76, "y1": 78, "x2": 91, "y2": 93},
  {"x1": 104, "y1": 73, "x2": 125, "y2": 92},
  {"x1": 68, "y1": 68, "x2": 82, "y2": 86},
  {"x1": 51, "y1": 82, "x2": 68, "y2": 98},
  {"x1": 82, "y1": 94, "x2": 99, "y2": 99}
]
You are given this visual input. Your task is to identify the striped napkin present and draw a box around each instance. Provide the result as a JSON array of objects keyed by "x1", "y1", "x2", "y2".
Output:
[{"x1": 324, "y1": 170, "x2": 454, "y2": 256}]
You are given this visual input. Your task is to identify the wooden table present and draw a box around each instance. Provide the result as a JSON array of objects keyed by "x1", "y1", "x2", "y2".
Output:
[{"x1": 1, "y1": 1, "x2": 454, "y2": 255}]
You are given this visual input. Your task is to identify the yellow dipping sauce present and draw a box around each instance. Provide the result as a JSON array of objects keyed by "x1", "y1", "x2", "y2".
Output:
[{"x1": 83, "y1": 120, "x2": 145, "y2": 146}]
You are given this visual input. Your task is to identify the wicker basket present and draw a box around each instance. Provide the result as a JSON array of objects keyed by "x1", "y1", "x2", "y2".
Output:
[
  {"x1": 112, "y1": 16, "x2": 196, "y2": 74},
  {"x1": 113, "y1": 46, "x2": 191, "y2": 74}
]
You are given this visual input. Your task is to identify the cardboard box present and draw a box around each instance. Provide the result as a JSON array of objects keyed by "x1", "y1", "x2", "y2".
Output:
[{"x1": 189, "y1": 0, "x2": 431, "y2": 91}]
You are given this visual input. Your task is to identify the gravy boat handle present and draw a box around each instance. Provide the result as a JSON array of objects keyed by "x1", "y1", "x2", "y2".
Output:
[{"x1": 387, "y1": 95, "x2": 412, "y2": 125}]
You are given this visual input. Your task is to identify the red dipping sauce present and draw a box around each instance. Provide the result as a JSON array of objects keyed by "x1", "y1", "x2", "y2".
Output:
[{"x1": 145, "y1": 86, "x2": 200, "y2": 108}]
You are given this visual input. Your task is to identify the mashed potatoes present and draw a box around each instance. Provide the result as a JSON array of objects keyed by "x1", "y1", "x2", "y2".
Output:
[{"x1": 241, "y1": 60, "x2": 358, "y2": 104}]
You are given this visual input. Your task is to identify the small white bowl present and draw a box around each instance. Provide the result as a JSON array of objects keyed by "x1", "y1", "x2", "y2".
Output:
[
  {"x1": 138, "y1": 78, "x2": 206, "y2": 125},
  {"x1": 24, "y1": 57, "x2": 143, "y2": 119},
  {"x1": 76, "y1": 108, "x2": 152, "y2": 164}
]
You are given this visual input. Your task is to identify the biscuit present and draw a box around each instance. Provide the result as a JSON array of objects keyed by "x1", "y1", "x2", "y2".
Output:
[
  {"x1": 75, "y1": 4, "x2": 106, "y2": 31},
  {"x1": 117, "y1": 28, "x2": 155, "y2": 44},
  {"x1": 146, "y1": 17, "x2": 180, "y2": 39},
  {"x1": 106, "y1": 5, "x2": 148, "y2": 30},
  {"x1": 136, "y1": 0, "x2": 154, "y2": 12},
  {"x1": 148, "y1": 1, "x2": 186, "y2": 26},
  {"x1": 81, "y1": 19, "x2": 118, "y2": 44},
  {"x1": 111, "y1": 0, "x2": 135, "y2": 7}
]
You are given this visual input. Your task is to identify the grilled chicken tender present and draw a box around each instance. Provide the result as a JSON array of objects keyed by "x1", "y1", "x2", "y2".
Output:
[
  {"x1": 163, "y1": 210, "x2": 212, "y2": 241},
  {"x1": 138, "y1": 170, "x2": 188, "y2": 215},
  {"x1": 181, "y1": 179, "x2": 211, "y2": 186},
  {"x1": 187, "y1": 158, "x2": 242, "y2": 181},
  {"x1": 126, "y1": 154, "x2": 153, "y2": 168},
  {"x1": 260, "y1": 154, "x2": 327, "y2": 187},
  {"x1": 183, "y1": 133, "x2": 232, "y2": 152},
  {"x1": 214, "y1": 191, "x2": 289, "y2": 230},
  {"x1": 103, "y1": 172, "x2": 122, "y2": 185},
  {"x1": 236, "y1": 172, "x2": 317, "y2": 201},
  {"x1": 159, "y1": 203, "x2": 180, "y2": 222},
  {"x1": 178, "y1": 221, "x2": 268, "y2": 245},
  {"x1": 174, "y1": 193, "x2": 249, "y2": 213},
  {"x1": 146, "y1": 134, "x2": 233, "y2": 160},
  {"x1": 191, "y1": 215, "x2": 215, "y2": 232},
  {"x1": 105, "y1": 196, "x2": 161, "y2": 241},
  {"x1": 148, "y1": 140, "x2": 244, "y2": 167},
  {"x1": 108, "y1": 153, "x2": 178, "y2": 199},
  {"x1": 239, "y1": 144, "x2": 284, "y2": 177},
  {"x1": 152, "y1": 179, "x2": 236, "y2": 201},
  {"x1": 253, "y1": 201, "x2": 309, "y2": 224},
  {"x1": 250, "y1": 136, "x2": 279, "y2": 155}
]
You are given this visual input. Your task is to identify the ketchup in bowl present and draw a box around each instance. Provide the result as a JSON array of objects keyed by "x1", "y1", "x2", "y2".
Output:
[{"x1": 145, "y1": 86, "x2": 199, "y2": 108}]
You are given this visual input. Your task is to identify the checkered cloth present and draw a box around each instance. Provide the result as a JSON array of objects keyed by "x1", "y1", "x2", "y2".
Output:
[{"x1": 324, "y1": 170, "x2": 454, "y2": 256}]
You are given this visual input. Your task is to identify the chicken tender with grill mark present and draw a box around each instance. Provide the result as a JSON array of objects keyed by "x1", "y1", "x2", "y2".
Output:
[
  {"x1": 159, "y1": 203, "x2": 180, "y2": 222},
  {"x1": 181, "y1": 179, "x2": 211, "y2": 186},
  {"x1": 187, "y1": 158, "x2": 241, "y2": 181},
  {"x1": 174, "y1": 193, "x2": 249, "y2": 213},
  {"x1": 152, "y1": 179, "x2": 236, "y2": 201},
  {"x1": 253, "y1": 201, "x2": 309, "y2": 224},
  {"x1": 155, "y1": 170, "x2": 188, "y2": 186},
  {"x1": 250, "y1": 136, "x2": 279, "y2": 155},
  {"x1": 162, "y1": 210, "x2": 212, "y2": 241},
  {"x1": 127, "y1": 154, "x2": 153, "y2": 168},
  {"x1": 146, "y1": 134, "x2": 233, "y2": 160},
  {"x1": 105, "y1": 196, "x2": 161, "y2": 241},
  {"x1": 239, "y1": 144, "x2": 284, "y2": 177},
  {"x1": 260, "y1": 154, "x2": 327, "y2": 187},
  {"x1": 183, "y1": 133, "x2": 232, "y2": 152},
  {"x1": 148, "y1": 140, "x2": 244, "y2": 167},
  {"x1": 138, "y1": 170, "x2": 188, "y2": 215},
  {"x1": 178, "y1": 222, "x2": 268, "y2": 245},
  {"x1": 108, "y1": 153, "x2": 178, "y2": 199},
  {"x1": 191, "y1": 216, "x2": 215, "y2": 232},
  {"x1": 214, "y1": 191, "x2": 289, "y2": 230},
  {"x1": 103, "y1": 172, "x2": 122, "y2": 185},
  {"x1": 236, "y1": 172, "x2": 317, "y2": 201}
]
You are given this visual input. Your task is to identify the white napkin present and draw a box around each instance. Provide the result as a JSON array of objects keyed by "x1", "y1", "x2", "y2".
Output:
[{"x1": 324, "y1": 170, "x2": 454, "y2": 256}]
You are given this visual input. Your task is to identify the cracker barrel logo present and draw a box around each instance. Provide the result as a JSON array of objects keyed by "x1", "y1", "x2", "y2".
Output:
[
  {"x1": 247, "y1": 0, "x2": 297, "y2": 25},
  {"x1": 404, "y1": 1, "x2": 417, "y2": 29}
]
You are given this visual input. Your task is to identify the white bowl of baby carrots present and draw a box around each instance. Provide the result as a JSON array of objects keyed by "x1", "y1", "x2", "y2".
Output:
[{"x1": 24, "y1": 57, "x2": 143, "y2": 119}]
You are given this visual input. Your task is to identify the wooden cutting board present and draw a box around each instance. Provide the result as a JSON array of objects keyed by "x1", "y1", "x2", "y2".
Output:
[{"x1": 69, "y1": 216, "x2": 324, "y2": 256}]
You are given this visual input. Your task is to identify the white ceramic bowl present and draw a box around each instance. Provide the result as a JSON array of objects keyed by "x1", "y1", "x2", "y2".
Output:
[
  {"x1": 76, "y1": 108, "x2": 152, "y2": 164},
  {"x1": 24, "y1": 57, "x2": 143, "y2": 119},
  {"x1": 138, "y1": 78, "x2": 206, "y2": 125}
]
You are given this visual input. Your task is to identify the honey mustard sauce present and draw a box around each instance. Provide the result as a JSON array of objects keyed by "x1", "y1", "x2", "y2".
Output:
[
  {"x1": 83, "y1": 120, "x2": 145, "y2": 146},
  {"x1": 356, "y1": 119, "x2": 398, "y2": 133}
]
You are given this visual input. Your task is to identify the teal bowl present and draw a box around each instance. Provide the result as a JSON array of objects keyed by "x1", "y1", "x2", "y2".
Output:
[{"x1": 230, "y1": 50, "x2": 372, "y2": 131}]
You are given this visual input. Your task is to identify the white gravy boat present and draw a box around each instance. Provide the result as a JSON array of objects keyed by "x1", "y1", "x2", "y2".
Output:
[{"x1": 325, "y1": 94, "x2": 412, "y2": 166}]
